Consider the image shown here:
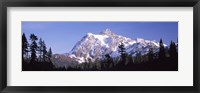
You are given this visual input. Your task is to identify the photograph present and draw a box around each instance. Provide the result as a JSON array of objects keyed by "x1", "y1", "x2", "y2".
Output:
[
  {"x1": 1, "y1": 0, "x2": 198, "y2": 92},
  {"x1": 22, "y1": 22, "x2": 178, "y2": 71}
]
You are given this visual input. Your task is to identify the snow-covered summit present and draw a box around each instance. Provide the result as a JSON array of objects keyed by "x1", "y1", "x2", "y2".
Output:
[
  {"x1": 100, "y1": 28, "x2": 112, "y2": 34},
  {"x1": 67, "y1": 29, "x2": 165, "y2": 63}
]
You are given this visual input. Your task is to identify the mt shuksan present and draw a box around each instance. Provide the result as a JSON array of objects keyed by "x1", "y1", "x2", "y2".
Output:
[{"x1": 67, "y1": 29, "x2": 166, "y2": 63}]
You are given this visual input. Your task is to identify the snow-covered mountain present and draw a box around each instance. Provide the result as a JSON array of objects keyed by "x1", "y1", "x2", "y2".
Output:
[{"x1": 64, "y1": 29, "x2": 166, "y2": 63}]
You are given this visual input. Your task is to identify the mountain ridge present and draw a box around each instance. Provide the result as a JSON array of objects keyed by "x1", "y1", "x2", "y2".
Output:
[{"x1": 53, "y1": 29, "x2": 167, "y2": 63}]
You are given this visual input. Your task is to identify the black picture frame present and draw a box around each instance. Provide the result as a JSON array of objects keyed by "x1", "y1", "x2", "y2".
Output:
[{"x1": 0, "y1": 0, "x2": 199, "y2": 93}]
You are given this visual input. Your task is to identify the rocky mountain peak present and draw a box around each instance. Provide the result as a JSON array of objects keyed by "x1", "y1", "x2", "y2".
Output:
[
  {"x1": 136, "y1": 38, "x2": 145, "y2": 43},
  {"x1": 100, "y1": 29, "x2": 116, "y2": 36},
  {"x1": 67, "y1": 29, "x2": 165, "y2": 63}
]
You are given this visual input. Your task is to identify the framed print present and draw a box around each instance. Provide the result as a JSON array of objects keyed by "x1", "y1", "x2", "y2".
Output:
[
  {"x1": 0, "y1": 0, "x2": 200, "y2": 93},
  {"x1": 21, "y1": 21, "x2": 178, "y2": 71}
]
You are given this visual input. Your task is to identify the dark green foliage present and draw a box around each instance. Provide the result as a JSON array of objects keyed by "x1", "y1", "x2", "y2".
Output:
[
  {"x1": 103, "y1": 54, "x2": 113, "y2": 69},
  {"x1": 37, "y1": 38, "x2": 48, "y2": 62},
  {"x1": 158, "y1": 39, "x2": 166, "y2": 60},
  {"x1": 38, "y1": 38, "x2": 43, "y2": 62},
  {"x1": 148, "y1": 48, "x2": 154, "y2": 62},
  {"x1": 42, "y1": 40, "x2": 47, "y2": 62},
  {"x1": 22, "y1": 33, "x2": 56, "y2": 71},
  {"x1": 169, "y1": 41, "x2": 178, "y2": 59},
  {"x1": 118, "y1": 42, "x2": 127, "y2": 66},
  {"x1": 47, "y1": 48, "x2": 53, "y2": 62},
  {"x1": 134, "y1": 52, "x2": 142, "y2": 63},
  {"x1": 30, "y1": 34, "x2": 38, "y2": 63},
  {"x1": 169, "y1": 41, "x2": 178, "y2": 67},
  {"x1": 22, "y1": 33, "x2": 29, "y2": 61}
]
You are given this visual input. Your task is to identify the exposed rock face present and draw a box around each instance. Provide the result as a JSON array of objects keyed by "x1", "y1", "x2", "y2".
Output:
[{"x1": 66, "y1": 29, "x2": 164, "y2": 63}]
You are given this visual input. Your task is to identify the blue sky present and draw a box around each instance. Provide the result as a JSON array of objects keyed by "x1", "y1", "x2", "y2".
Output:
[{"x1": 22, "y1": 22, "x2": 178, "y2": 54}]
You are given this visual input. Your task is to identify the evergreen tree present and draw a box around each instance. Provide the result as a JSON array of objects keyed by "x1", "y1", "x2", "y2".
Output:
[
  {"x1": 135, "y1": 52, "x2": 141, "y2": 63},
  {"x1": 30, "y1": 34, "x2": 38, "y2": 63},
  {"x1": 88, "y1": 58, "x2": 93, "y2": 69},
  {"x1": 22, "y1": 33, "x2": 29, "y2": 61},
  {"x1": 126, "y1": 54, "x2": 133, "y2": 66},
  {"x1": 95, "y1": 60, "x2": 101, "y2": 70},
  {"x1": 158, "y1": 39, "x2": 166, "y2": 61},
  {"x1": 38, "y1": 38, "x2": 43, "y2": 62},
  {"x1": 148, "y1": 48, "x2": 154, "y2": 62},
  {"x1": 104, "y1": 54, "x2": 113, "y2": 69},
  {"x1": 83, "y1": 62, "x2": 89, "y2": 70},
  {"x1": 169, "y1": 41, "x2": 177, "y2": 59},
  {"x1": 118, "y1": 42, "x2": 127, "y2": 65},
  {"x1": 47, "y1": 48, "x2": 52, "y2": 62},
  {"x1": 42, "y1": 40, "x2": 47, "y2": 62}
]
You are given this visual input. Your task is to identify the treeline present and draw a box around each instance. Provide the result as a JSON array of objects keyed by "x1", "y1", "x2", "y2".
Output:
[
  {"x1": 22, "y1": 34, "x2": 178, "y2": 71},
  {"x1": 22, "y1": 33, "x2": 55, "y2": 71},
  {"x1": 66, "y1": 39, "x2": 178, "y2": 71}
]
